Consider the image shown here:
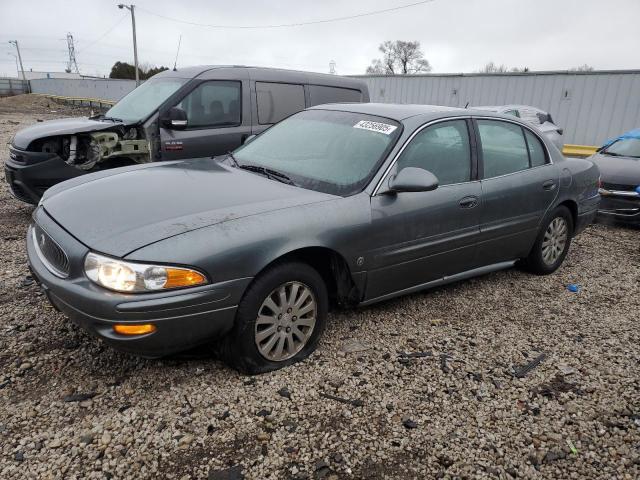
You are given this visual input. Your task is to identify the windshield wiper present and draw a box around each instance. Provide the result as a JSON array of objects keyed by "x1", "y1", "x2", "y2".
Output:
[
  {"x1": 102, "y1": 116, "x2": 123, "y2": 123},
  {"x1": 225, "y1": 151, "x2": 239, "y2": 167},
  {"x1": 237, "y1": 164, "x2": 296, "y2": 186}
]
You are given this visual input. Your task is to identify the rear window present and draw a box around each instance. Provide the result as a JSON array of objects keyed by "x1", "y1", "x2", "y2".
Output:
[
  {"x1": 256, "y1": 82, "x2": 305, "y2": 124},
  {"x1": 308, "y1": 85, "x2": 362, "y2": 106}
]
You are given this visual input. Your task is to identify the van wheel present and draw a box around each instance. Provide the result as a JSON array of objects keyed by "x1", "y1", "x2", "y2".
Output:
[
  {"x1": 221, "y1": 262, "x2": 328, "y2": 374},
  {"x1": 523, "y1": 206, "x2": 573, "y2": 275}
]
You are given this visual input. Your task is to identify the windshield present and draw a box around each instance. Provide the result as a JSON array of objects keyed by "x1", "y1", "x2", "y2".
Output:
[
  {"x1": 603, "y1": 138, "x2": 640, "y2": 158},
  {"x1": 105, "y1": 77, "x2": 187, "y2": 123},
  {"x1": 233, "y1": 110, "x2": 402, "y2": 196}
]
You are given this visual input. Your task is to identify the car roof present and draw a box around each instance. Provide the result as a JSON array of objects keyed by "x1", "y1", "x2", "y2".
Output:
[
  {"x1": 153, "y1": 65, "x2": 365, "y2": 87},
  {"x1": 308, "y1": 102, "x2": 473, "y2": 121},
  {"x1": 474, "y1": 104, "x2": 548, "y2": 114}
]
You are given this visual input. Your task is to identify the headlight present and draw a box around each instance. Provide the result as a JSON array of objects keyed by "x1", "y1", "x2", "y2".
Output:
[{"x1": 84, "y1": 252, "x2": 207, "y2": 293}]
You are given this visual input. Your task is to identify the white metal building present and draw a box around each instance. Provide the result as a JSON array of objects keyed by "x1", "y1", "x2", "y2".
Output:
[{"x1": 354, "y1": 70, "x2": 640, "y2": 146}]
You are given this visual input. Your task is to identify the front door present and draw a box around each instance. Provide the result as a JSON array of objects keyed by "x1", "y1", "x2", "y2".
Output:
[
  {"x1": 365, "y1": 119, "x2": 483, "y2": 301},
  {"x1": 160, "y1": 79, "x2": 252, "y2": 160}
]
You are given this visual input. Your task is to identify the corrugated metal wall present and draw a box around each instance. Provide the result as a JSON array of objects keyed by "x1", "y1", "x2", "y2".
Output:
[
  {"x1": 0, "y1": 77, "x2": 28, "y2": 96},
  {"x1": 355, "y1": 71, "x2": 640, "y2": 145},
  {"x1": 29, "y1": 78, "x2": 138, "y2": 102}
]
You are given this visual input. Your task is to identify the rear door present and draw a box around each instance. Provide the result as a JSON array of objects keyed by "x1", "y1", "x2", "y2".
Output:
[
  {"x1": 159, "y1": 77, "x2": 252, "y2": 159},
  {"x1": 365, "y1": 118, "x2": 483, "y2": 300},
  {"x1": 474, "y1": 118, "x2": 559, "y2": 264}
]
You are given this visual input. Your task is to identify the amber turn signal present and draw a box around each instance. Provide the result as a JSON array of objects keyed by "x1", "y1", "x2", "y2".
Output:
[
  {"x1": 113, "y1": 324, "x2": 157, "y2": 336},
  {"x1": 164, "y1": 268, "x2": 207, "y2": 289}
]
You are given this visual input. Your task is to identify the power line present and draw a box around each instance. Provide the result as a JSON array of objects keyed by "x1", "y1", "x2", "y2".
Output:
[
  {"x1": 136, "y1": 0, "x2": 436, "y2": 29},
  {"x1": 76, "y1": 15, "x2": 128, "y2": 54}
]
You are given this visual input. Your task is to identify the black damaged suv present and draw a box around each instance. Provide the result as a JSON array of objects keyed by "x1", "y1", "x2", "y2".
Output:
[{"x1": 5, "y1": 66, "x2": 369, "y2": 204}]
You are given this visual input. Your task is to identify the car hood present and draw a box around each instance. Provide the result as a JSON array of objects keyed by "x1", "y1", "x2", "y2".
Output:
[
  {"x1": 12, "y1": 117, "x2": 123, "y2": 150},
  {"x1": 589, "y1": 152, "x2": 640, "y2": 186},
  {"x1": 42, "y1": 158, "x2": 336, "y2": 257}
]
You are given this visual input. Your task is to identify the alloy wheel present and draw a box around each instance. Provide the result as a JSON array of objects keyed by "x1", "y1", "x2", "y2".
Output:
[
  {"x1": 254, "y1": 281, "x2": 317, "y2": 362},
  {"x1": 541, "y1": 217, "x2": 568, "y2": 265}
]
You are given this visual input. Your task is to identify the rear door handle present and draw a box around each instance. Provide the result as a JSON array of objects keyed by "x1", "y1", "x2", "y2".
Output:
[
  {"x1": 543, "y1": 180, "x2": 557, "y2": 191},
  {"x1": 459, "y1": 195, "x2": 479, "y2": 209}
]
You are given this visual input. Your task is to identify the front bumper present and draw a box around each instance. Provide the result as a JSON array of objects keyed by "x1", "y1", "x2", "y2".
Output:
[
  {"x1": 5, "y1": 145, "x2": 85, "y2": 204},
  {"x1": 597, "y1": 188, "x2": 640, "y2": 224},
  {"x1": 27, "y1": 208, "x2": 251, "y2": 357}
]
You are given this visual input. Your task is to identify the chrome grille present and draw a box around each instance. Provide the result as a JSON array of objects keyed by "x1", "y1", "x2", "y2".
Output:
[{"x1": 32, "y1": 224, "x2": 70, "y2": 278}]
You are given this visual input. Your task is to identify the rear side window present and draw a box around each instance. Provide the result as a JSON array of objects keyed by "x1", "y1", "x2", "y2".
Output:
[
  {"x1": 524, "y1": 129, "x2": 547, "y2": 167},
  {"x1": 177, "y1": 81, "x2": 241, "y2": 128},
  {"x1": 308, "y1": 85, "x2": 362, "y2": 106},
  {"x1": 396, "y1": 120, "x2": 471, "y2": 185},
  {"x1": 256, "y1": 82, "x2": 305, "y2": 124},
  {"x1": 477, "y1": 120, "x2": 529, "y2": 178}
]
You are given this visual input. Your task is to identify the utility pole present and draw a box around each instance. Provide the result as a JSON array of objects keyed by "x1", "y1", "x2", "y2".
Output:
[
  {"x1": 65, "y1": 33, "x2": 80, "y2": 74},
  {"x1": 8, "y1": 40, "x2": 27, "y2": 86},
  {"x1": 118, "y1": 4, "x2": 140, "y2": 86}
]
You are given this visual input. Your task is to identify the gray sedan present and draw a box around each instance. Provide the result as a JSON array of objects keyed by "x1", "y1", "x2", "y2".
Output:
[{"x1": 27, "y1": 104, "x2": 600, "y2": 373}]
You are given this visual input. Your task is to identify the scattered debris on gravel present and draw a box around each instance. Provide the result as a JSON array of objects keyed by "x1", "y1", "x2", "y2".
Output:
[{"x1": 1, "y1": 96, "x2": 639, "y2": 479}]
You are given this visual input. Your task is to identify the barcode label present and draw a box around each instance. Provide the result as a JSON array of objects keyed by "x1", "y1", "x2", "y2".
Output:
[{"x1": 353, "y1": 120, "x2": 397, "y2": 135}]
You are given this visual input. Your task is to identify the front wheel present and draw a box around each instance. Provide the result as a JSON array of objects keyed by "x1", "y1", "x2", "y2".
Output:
[
  {"x1": 523, "y1": 205, "x2": 574, "y2": 275},
  {"x1": 220, "y1": 262, "x2": 328, "y2": 374}
]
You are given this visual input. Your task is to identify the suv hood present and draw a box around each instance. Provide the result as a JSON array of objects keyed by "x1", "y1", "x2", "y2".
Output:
[
  {"x1": 42, "y1": 158, "x2": 336, "y2": 257},
  {"x1": 590, "y1": 152, "x2": 640, "y2": 185},
  {"x1": 12, "y1": 117, "x2": 123, "y2": 150}
]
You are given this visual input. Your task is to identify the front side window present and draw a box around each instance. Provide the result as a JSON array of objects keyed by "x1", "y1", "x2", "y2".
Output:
[
  {"x1": 234, "y1": 110, "x2": 401, "y2": 196},
  {"x1": 177, "y1": 81, "x2": 241, "y2": 128},
  {"x1": 396, "y1": 120, "x2": 471, "y2": 185},
  {"x1": 105, "y1": 77, "x2": 187, "y2": 123},
  {"x1": 478, "y1": 120, "x2": 530, "y2": 178},
  {"x1": 256, "y1": 82, "x2": 305, "y2": 124}
]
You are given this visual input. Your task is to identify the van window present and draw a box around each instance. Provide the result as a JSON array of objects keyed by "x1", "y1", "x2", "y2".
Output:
[
  {"x1": 308, "y1": 85, "x2": 362, "y2": 106},
  {"x1": 256, "y1": 82, "x2": 305, "y2": 124},
  {"x1": 177, "y1": 80, "x2": 241, "y2": 128}
]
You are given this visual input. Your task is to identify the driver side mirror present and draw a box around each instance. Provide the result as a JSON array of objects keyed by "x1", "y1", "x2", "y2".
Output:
[
  {"x1": 161, "y1": 106, "x2": 188, "y2": 130},
  {"x1": 387, "y1": 167, "x2": 439, "y2": 193}
]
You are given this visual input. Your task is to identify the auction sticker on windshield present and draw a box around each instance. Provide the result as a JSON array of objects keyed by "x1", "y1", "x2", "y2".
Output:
[{"x1": 353, "y1": 120, "x2": 398, "y2": 135}]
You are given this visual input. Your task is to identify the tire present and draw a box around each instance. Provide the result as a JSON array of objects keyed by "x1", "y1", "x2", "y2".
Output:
[
  {"x1": 523, "y1": 205, "x2": 574, "y2": 275},
  {"x1": 220, "y1": 261, "x2": 328, "y2": 375}
]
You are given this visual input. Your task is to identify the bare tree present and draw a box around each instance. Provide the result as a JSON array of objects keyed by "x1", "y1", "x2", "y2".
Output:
[
  {"x1": 569, "y1": 64, "x2": 594, "y2": 72},
  {"x1": 366, "y1": 40, "x2": 432, "y2": 75},
  {"x1": 477, "y1": 61, "x2": 509, "y2": 74}
]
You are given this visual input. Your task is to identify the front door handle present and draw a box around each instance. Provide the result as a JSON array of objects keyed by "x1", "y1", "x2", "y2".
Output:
[
  {"x1": 543, "y1": 180, "x2": 557, "y2": 191},
  {"x1": 459, "y1": 195, "x2": 479, "y2": 209}
]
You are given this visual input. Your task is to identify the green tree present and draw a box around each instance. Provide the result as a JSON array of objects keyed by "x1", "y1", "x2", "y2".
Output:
[{"x1": 109, "y1": 62, "x2": 169, "y2": 80}]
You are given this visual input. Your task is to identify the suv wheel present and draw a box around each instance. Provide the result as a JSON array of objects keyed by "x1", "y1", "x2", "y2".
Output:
[
  {"x1": 221, "y1": 262, "x2": 328, "y2": 374},
  {"x1": 523, "y1": 205, "x2": 573, "y2": 275}
]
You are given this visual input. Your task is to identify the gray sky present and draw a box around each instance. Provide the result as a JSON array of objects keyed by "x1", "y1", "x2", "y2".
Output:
[{"x1": 1, "y1": 0, "x2": 638, "y2": 78}]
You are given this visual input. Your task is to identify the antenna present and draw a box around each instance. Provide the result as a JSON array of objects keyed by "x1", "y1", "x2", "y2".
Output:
[
  {"x1": 329, "y1": 60, "x2": 336, "y2": 75},
  {"x1": 173, "y1": 34, "x2": 182, "y2": 71},
  {"x1": 66, "y1": 33, "x2": 80, "y2": 74}
]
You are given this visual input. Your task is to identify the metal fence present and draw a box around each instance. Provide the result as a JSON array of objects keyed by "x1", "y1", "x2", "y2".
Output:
[
  {"x1": 0, "y1": 77, "x2": 28, "y2": 96},
  {"x1": 355, "y1": 70, "x2": 640, "y2": 146},
  {"x1": 29, "y1": 78, "x2": 138, "y2": 103}
]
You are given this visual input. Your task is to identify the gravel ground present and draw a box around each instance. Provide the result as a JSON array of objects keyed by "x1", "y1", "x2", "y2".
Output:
[{"x1": 0, "y1": 96, "x2": 639, "y2": 480}]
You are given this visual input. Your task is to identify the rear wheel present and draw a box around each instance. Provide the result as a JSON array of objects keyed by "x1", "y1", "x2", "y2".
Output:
[
  {"x1": 221, "y1": 262, "x2": 328, "y2": 374},
  {"x1": 523, "y1": 206, "x2": 573, "y2": 275}
]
